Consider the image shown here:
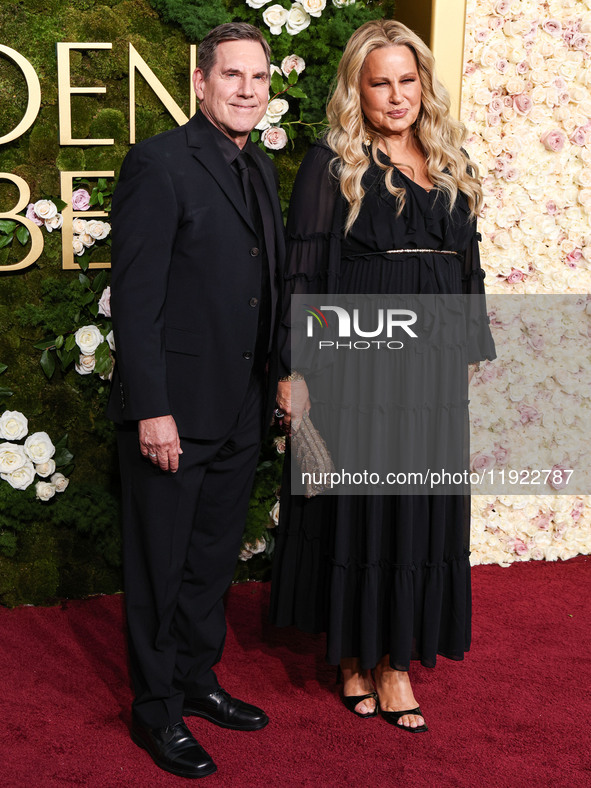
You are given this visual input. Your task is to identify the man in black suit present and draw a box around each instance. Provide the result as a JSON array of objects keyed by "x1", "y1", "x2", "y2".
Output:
[{"x1": 108, "y1": 23, "x2": 285, "y2": 779}]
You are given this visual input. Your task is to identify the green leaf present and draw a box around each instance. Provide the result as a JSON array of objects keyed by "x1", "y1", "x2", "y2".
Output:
[
  {"x1": 78, "y1": 255, "x2": 90, "y2": 272},
  {"x1": 288, "y1": 68, "x2": 298, "y2": 85},
  {"x1": 40, "y1": 349, "x2": 56, "y2": 379},
  {"x1": 54, "y1": 198, "x2": 68, "y2": 211},
  {"x1": 0, "y1": 363, "x2": 7, "y2": 374},
  {"x1": 0, "y1": 386, "x2": 13, "y2": 398},
  {"x1": 271, "y1": 71, "x2": 284, "y2": 95},
  {"x1": 95, "y1": 341, "x2": 109, "y2": 361},
  {"x1": 0, "y1": 219, "x2": 17, "y2": 234},
  {"x1": 54, "y1": 446, "x2": 74, "y2": 466},
  {"x1": 93, "y1": 270, "x2": 108, "y2": 292},
  {"x1": 287, "y1": 87, "x2": 307, "y2": 99},
  {"x1": 65, "y1": 334, "x2": 77, "y2": 352},
  {"x1": 89, "y1": 302, "x2": 99, "y2": 318},
  {"x1": 33, "y1": 338, "x2": 57, "y2": 350},
  {"x1": 250, "y1": 130, "x2": 260, "y2": 143},
  {"x1": 81, "y1": 291, "x2": 95, "y2": 305},
  {"x1": 55, "y1": 335, "x2": 64, "y2": 349},
  {"x1": 0, "y1": 234, "x2": 13, "y2": 249},
  {"x1": 15, "y1": 225, "x2": 30, "y2": 245},
  {"x1": 98, "y1": 192, "x2": 104, "y2": 206},
  {"x1": 79, "y1": 273, "x2": 91, "y2": 288},
  {"x1": 98, "y1": 178, "x2": 107, "y2": 191}
]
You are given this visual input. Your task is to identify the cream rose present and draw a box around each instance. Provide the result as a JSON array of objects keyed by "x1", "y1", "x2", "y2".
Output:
[
  {"x1": 266, "y1": 98, "x2": 290, "y2": 123},
  {"x1": 45, "y1": 213, "x2": 63, "y2": 233},
  {"x1": 262, "y1": 126, "x2": 288, "y2": 150},
  {"x1": 0, "y1": 442, "x2": 27, "y2": 474},
  {"x1": 97, "y1": 285, "x2": 111, "y2": 317},
  {"x1": 73, "y1": 236, "x2": 85, "y2": 256},
  {"x1": 35, "y1": 459, "x2": 56, "y2": 478},
  {"x1": 50, "y1": 472, "x2": 70, "y2": 493},
  {"x1": 281, "y1": 54, "x2": 305, "y2": 77},
  {"x1": 35, "y1": 480, "x2": 56, "y2": 501},
  {"x1": 3, "y1": 461, "x2": 35, "y2": 491},
  {"x1": 76, "y1": 354, "x2": 96, "y2": 375},
  {"x1": 262, "y1": 4, "x2": 289, "y2": 34},
  {"x1": 80, "y1": 232, "x2": 95, "y2": 248},
  {"x1": 72, "y1": 218, "x2": 88, "y2": 234},
  {"x1": 33, "y1": 199, "x2": 57, "y2": 221},
  {"x1": 24, "y1": 432, "x2": 55, "y2": 464},
  {"x1": 269, "y1": 500, "x2": 280, "y2": 527},
  {"x1": 301, "y1": 0, "x2": 326, "y2": 17},
  {"x1": 0, "y1": 410, "x2": 28, "y2": 440},
  {"x1": 332, "y1": 0, "x2": 355, "y2": 6},
  {"x1": 86, "y1": 219, "x2": 111, "y2": 240},
  {"x1": 106, "y1": 329, "x2": 116, "y2": 351},
  {"x1": 285, "y1": 2, "x2": 311, "y2": 35},
  {"x1": 75, "y1": 325, "x2": 104, "y2": 355},
  {"x1": 246, "y1": 0, "x2": 273, "y2": 6}
]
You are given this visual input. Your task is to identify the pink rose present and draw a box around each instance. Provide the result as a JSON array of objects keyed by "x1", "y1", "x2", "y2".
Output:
[
  {"x1": 541, "y1": 129, "x2": 565, "y2": 152},
  {"x1": 517, "y1": 404, "x2": 540, "y2": 424},
  {"x1": 464, "y1": 62, "x2": 477, "y2": 76},
  {"x1": 566, "y1": 249, "x2": 582, "y2": 268},
  {"x1": 495, "y1": 59, "x2": 509, "y2": 73},
  {"x1": 281, "y1": 54, "x2": 305, "y2": 77},
  {"x1": 545, "y1": 201, "x2": 558, "y2": 215},
  {"x1": 493, "y1": 0, "x2": 511, "y2": 16},
  {"x1": 527, "y1": 333, "x2": 544, "y2": 350},
  {"x1": 26, "y1": 203, "x2": 43, "y2": 226},
  {"x1": 261, "y1": 126, "x2": 288, "y2": 151},
  {"x1": 516, "y1": 61, "x2": 529, "y2": 74},
  {"x1": 513, "y1": 93, "x2": 532, "y2": 115},
  {"x1": 572, "y1": 34, "x2": 587, "y2": 51},
  {"x1": 475, "y1": 29, "x2": 489, "y2": 42},
  {"x1": 542, "y1": 20, "x2": 562, "y2": 36},
  {"x1": 510, "y1": 538, "x2": 529, "y2": 556},
  {"x1": 570, "y1": 128, "x2": 587, "y2": 146},
  {"x1": 470, "y1": 452, "x2": 496, "y2": 473},
  {"x1": 97, "y1": 286, "x2": 111, "y2": 317},
  {"x1": 492, "y1": 445, "x2": 510, "y2": 465},
  {"x1": 548, "y1": 464, "x2": 571, "y2": 491},
  {"x1": 72, "y1": 189, "x2": 91, "y2": 211},
  {"x1": 504, "y1": 166, "x2": 519, "y2": 182},
  {"x1": 507, "y1": 268, "x2": 525, "y2": 283},
  {"x1": 533, "y1": 512, "x2": 551, "y2": 530},
  {"x1": 489, "y1": 97, "x2": 503, "y2": 113},
  {"x1": 487, "y1": 113, "x2": 501, "y2": 127}
]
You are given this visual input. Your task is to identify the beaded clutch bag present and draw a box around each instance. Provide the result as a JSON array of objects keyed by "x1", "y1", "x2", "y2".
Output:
[{"x1": 291, "y1": 412, "x2": 336, "y2": 498}]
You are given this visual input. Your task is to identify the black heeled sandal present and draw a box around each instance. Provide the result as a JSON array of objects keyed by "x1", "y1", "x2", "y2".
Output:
[
  {"x1": 381, "y1": 706, "x2": 428, "y2": 732},
  {"x1": 337, "y1": 666, "x2": 379, "y2": 719}
]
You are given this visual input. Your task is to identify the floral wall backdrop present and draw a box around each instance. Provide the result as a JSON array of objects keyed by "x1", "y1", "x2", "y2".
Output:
[{"x1": 461, "y1": 0, "x2": 591, "y2": 564}]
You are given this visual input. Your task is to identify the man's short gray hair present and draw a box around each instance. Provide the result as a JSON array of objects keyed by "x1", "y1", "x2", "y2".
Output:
[{"x1": 197, "y1": 23, "x2": 271, "y2": 78}]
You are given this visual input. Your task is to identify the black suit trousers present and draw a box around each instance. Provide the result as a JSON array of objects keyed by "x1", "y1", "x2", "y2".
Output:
[{"x1": 117, "y1": 371, "x2": 265, "y2": 728}]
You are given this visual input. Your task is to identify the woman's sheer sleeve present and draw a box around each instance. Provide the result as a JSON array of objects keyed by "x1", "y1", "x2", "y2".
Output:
[
  {"x1": 279, "y1": 144, "x2": 343, "y2": 374},
  {"x1": 462, "y1": 220, "x2": 497, "y2": 363}
]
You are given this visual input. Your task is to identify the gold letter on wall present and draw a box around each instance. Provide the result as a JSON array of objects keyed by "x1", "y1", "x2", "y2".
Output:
[
  {"x1": 0, "y1": 46, "x2": 41, "y2": 144},
  {"x1": 61, "y1": 171, "x2": 114, "y2": 270},
  {"x1": 0, "y1": 174, "x2": 44, "y2": 271},
  {"x1": 57, "y1": 43, "x2": 113, "y2": 145},
  {"x1": 129, "y1": 44, "x2": 189, "y2": 144}
]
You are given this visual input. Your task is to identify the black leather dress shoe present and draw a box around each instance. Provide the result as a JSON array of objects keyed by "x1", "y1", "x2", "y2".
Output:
[
  {"x1": 183, "y1": 689, "x2": 269, "y2": 731},
  {"x1": 131, "y1": 718, "x2": 217, "y2": 778}
]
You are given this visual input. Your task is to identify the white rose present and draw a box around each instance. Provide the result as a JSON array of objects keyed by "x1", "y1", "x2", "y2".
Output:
[
  {"x1": 301, "y1": 0, "x2": 326, "y2": 17},
  {"x1": 269, "y1": 500, "x2": 280, "y2": 527},
  {"x1": 72, "y1": 218, "x2": 88, "y2": 234},
  {"x1": 0, "y1": 410, "x2": 28, "y2": 440},
  {"x1": 246, "y1": 0, "x2": 273, "y2": 6},
  {"x1": 97, "y1": 285, "x2": 111, "y2": 317},
  {"x1": 106, "y1": 329, "x2": 116, "y2": 351},
  {"x1": 281, "y1": 54, "x2": 305, "y2": 77},
  {"x1": 76, "y1": 354, "x2": 96, "y2": 375},
  {"x1": 73, "y1": 236, "x2": 85, "y2": 256},
  {"x1": 3, "y1": 461, "x2": 35, "y2": 491},
  {"x1": 255, "y1": 113, "x2": 272, "y2": 131},
  {"x1": 33, "y1": 199, "x2": 57, "y2": 221},
  {"x1": 35, "y1": 459, "x2": 56, "y2": 478},
  {"x1": 262, "y1": 126, "x2": 288, "y2": 150},
  {"x1": 50, "y1": 472, "x2": 70, "y2": 493},
  {"x1": 44, "y1": 213, "x2": 63, "y2": 233},
  {"x1": 80, "y1": 232, "x2": 95, "y2": 248},
  {"x1": 86, "y1": 219, "x2": 111, "y2": 240},
  {"x1": 285, "y1": 2, "x2": 311, "y2": 35},
  {"x1": 24, "y1": 432, "x2": 55, "y2": 464},
  {"x1": 0, "y1": 442, "x2": 27, "y2": 474},
  {"x1": 35, "y1": 480, "x2": 56, "y2": 501},
  {"x1": 75, "y1": 324, "x2": 104, "y2": 354},
  {"x1": 262, "y1": 4, "x2": 289, "y2": 34},
  {"x1": 266, "y1": 97, "x2": 290, "y2": 123},
  {"x1": 332, "y1": 0, "x2": 355, "y2": 5}
]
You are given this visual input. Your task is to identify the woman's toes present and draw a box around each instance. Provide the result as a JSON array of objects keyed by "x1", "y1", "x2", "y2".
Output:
[{"x1": 356, "y1": 698, "x2": 376, "y2": 715}]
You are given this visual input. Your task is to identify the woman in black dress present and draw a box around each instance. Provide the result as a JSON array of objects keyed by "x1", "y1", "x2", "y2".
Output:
[{"x1": 271, "y1": 19, "x2": 495, "y2": 731}]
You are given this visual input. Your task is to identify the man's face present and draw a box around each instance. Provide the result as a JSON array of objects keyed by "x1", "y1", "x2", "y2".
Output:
[{"x1": 193, "y1": 40, "x2": 270, "y2": 148}]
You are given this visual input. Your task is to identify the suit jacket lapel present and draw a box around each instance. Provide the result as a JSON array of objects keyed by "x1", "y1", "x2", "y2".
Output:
[{"x1": 185, "y1": 114, "x2": 255, "y2": 234}]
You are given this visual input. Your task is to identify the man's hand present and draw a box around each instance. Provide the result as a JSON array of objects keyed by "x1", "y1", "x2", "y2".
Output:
[
  {"x1": 276, "y1": 379, "x2": 311, "y2": 433},
  {"x1": 139, "y1": 415, "x2": 183, "y2": 472}
]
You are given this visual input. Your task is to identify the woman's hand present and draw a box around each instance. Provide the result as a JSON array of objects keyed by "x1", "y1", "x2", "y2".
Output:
[{"x1": 276, "y1": 379, "x2": 311, "y2": 433}]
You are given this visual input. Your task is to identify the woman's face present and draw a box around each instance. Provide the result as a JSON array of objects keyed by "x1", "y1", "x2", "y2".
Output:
[{"x1": 359, "y1": 45, "x2": 422, "y2": 139}]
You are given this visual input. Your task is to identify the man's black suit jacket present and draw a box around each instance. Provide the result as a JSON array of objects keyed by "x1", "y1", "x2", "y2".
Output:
[{"x1": 107, "y1": 112, "x2": 286, "y2": 440}]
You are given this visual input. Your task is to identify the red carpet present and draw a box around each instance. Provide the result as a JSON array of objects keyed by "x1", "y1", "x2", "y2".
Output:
[{"x1": 1, "y1": 556, "x2": 589, "y2": 787}]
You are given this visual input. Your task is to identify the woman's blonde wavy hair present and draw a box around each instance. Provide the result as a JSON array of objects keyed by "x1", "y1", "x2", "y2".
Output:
[{"x1": 325, "y1": 19, "x2": 483, "y2": 234}]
